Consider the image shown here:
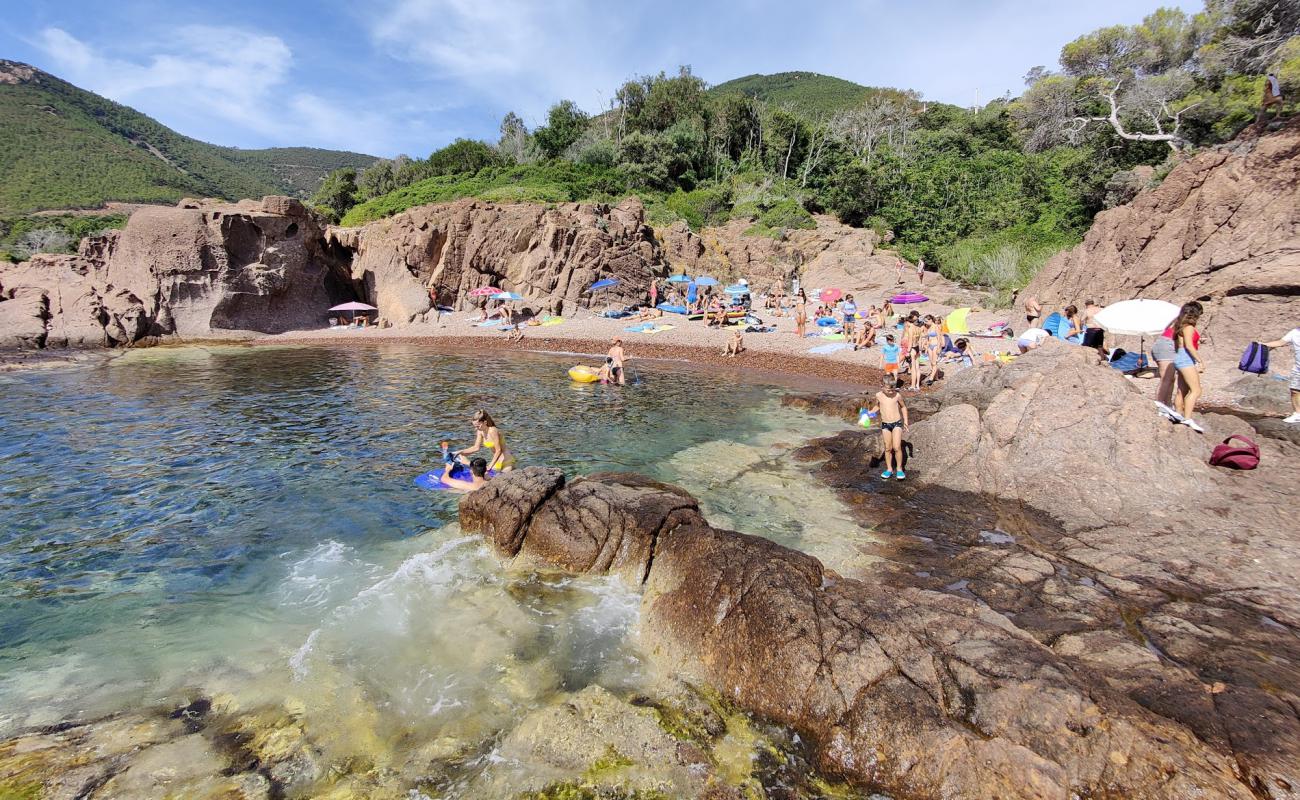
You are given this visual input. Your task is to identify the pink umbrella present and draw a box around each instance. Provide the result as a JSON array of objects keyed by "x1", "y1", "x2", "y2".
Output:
[
  {"x1": 469, "y1": 286, "x2": 498, "y2": 297},
  {"x1": 818, "y1": 288, "x2": 842, "y2": 304},
  {"x1": 329, "y1": 301, "x2": 378, "y2": 312}
]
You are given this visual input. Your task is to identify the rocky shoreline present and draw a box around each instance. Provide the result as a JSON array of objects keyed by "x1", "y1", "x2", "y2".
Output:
[{"x1": 2, "y1": 343, "x2": 1296, "y2": 799}]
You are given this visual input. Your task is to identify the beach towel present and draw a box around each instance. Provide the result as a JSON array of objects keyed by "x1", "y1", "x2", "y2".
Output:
[
  {"x1": 539, "y1": 316, "x2": 565, "y2": 327},
  {"x1": 640, "y1": 324, "x2": 675, "y2": 334},
  {"x1": 475, "y1": 320, "x2": 504, "y2": 328},
  {"x1": 808, "y1": 343, "x2": 853, "y2": 354},
  {"x1": 820, "y1": 332, "x2": 846, "y2": 341},
  {"x1": 657, "y1": 303, "x2": 688, "y2": 314},
  {"x1": 1108, "y1": 351, "x2": 1150, "y2": 373}
]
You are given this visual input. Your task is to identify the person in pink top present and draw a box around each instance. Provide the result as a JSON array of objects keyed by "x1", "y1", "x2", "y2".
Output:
[{"x1": 1153, "y1": 301, "x2": 1200, "y2": 406}]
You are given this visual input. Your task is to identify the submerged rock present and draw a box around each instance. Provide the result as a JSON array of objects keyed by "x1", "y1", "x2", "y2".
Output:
[{"x1": 458, "y1": 465, "x2": 1269, "y2": 799}]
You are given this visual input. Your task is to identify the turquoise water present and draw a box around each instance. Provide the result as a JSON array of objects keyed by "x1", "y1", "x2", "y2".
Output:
[{"x1": 0, "y1": 343, "x2": 857, "y2": 791}]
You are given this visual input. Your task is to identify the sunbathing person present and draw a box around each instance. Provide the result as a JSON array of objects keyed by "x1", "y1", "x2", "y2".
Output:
[
  {"x1": 441, "y1": 457, "x2": 490, "y2": 493},
  {"x1": 637, "y1": 306, "x2": 664, "y2": 321}
]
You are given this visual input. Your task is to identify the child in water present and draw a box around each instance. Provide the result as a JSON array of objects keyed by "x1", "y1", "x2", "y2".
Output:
[{"x1": 441, "y1": 457, "x2": 490, "y2": 492}]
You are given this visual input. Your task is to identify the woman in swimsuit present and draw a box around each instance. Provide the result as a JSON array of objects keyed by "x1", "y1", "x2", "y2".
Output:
[
  {"x1": 455, "y1": 409, "x2": 517, "y2": 471},
  {"x1": 923, "y1": 315, "x2": 943, "y2": 385}
]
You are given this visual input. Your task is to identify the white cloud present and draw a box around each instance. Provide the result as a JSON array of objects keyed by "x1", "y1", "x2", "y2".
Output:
[
  {"x1": 367, "y1": 0, "x2": 649, "y2": 125},
  {"x1": 29, "y1": 25, "x2": 429, "y2": 155}
]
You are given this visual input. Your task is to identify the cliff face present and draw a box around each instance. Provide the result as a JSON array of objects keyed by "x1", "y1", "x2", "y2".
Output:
[
  {"x1": 0, "y1": 196, "x2": 355, "y2": 348},
  {"x1": 329, "y1": 197, "x2": 666, "y2": 323},
  {"x1": 1024, "y1": 119, "x2": 1300, "y2": 402}
]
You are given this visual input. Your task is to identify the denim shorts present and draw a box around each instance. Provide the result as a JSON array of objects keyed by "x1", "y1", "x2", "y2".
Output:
[
  {"x1": 1173, "y1": 347, "x2": 1196, "y2": 370},
  {"x1": 1151, "y1": 337, "x2": 1175, "y2": 363}
]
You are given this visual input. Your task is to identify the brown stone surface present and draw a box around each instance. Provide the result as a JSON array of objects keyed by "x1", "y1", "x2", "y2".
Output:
[
  {"x1": 0, "y1": 197, "x2": 355, "y2": 348},
  {"x1": 332, "y1": 197, "x2": 667, "y2": 323},
  {"x1": 457, "y1": 450, "x2": 1293, "y2": 798},
  {"x1": 458, "y1": 466, "x2": 565, "y2": 557},
  {"x1": 1024, "y1": 118, "x2": 1300, "y2": 410}
]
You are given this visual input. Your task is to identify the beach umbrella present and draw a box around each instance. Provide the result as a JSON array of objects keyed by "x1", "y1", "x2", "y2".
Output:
[
  {"x1": 1094, "y1": 299, "x2": 1180, "y2": 336},
  {"x1": 589, "y1": 278, "x2": 619, "y2": 292},
  {"x1": 724, "y1": 284, "x2": 748, "y2": 295},
  {"x1": 693, "y1": 276, "x2": 718, "y2": 286},
  {"x1": 328, "y1": 301, "x2": 378, "y2": 325},
  {"x1": 945, "y1": 307, "x2": 971, "y2": 334},
  {"x1": 818, "y1": 288, "x2": 842, "y2": 304},
  {"x1": 493, "y1": 291, "x2": 524, "y2": 301},
  {"x1": 666, "y1": 274, "x2": 691, "y2": 284},
  {"x1": 469, "y1": 286, "x2": 498, "y2": 297}
]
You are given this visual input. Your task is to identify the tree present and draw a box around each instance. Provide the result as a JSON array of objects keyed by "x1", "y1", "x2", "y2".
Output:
[
  {"x1": 310, "y1": 168, "x2": 358, "y2": 223},
  {"x1": 533, "y1": 100, "x2": 590, "y2": 160},
  {"x1": 12, "y1": 227, "x2": 72, "y2": 259},
  {"x1": 427, "y1": 139, "x2": 501, "y2": 175},
  {"x1": 1198, "y1": 0, "x2": 1300, "y2": 75},
  {"x1": 498, "y1": 112, "x2": 534, "y2": 164},
  {"x1": 357, "y1": 159, "x2": 396, "y2": 200}
]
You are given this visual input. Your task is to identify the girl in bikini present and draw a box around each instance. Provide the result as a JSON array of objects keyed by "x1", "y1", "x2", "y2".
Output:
[
  {"x1": 794, "y1": 289, "x2": 808, "y2": 339},
  {"x1": 454, "y1": 409, "x2": 517, "y2": 472}
]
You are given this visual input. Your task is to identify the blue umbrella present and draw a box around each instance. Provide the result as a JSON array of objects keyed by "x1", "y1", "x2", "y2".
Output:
[
  {"x1": 590, "y1": 278, "x2": 619, "y2": 291},
  {"x1": 493, "y1": 291, "x2": 524, "y2": 301},
  {"x1": 666, "y1": 274, "x2": 691, "y2": 284},
  {"x1": 724, "y1": 284, "x2": 748, "y2": 295},
  {"x1": 693, "y1": 276, "x2": 718, "y2": 286}
]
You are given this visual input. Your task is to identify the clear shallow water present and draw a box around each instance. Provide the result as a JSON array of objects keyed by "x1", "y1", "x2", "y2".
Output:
[{"x1": 0, "y1": 343, "x2": 858, "y2": 790}]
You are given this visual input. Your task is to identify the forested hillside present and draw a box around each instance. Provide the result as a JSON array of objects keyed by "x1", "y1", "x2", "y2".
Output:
[{"x1": 0, "y1": 60, "x2": 376, "y2": 214}]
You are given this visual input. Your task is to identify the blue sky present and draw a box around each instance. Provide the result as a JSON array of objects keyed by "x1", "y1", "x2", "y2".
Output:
[{"x1": 4, "y1": 0, "x2": 1199, "y2": 158}]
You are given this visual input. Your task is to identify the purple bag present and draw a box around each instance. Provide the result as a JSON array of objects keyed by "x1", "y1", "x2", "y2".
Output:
[{"x1": 1238, "y1": 342, "x2": 1269, "y2": 374}]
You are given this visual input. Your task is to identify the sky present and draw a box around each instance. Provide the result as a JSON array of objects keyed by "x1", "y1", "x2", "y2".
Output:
[{"x1": 3, "y1": 0, "x2": 1201, "y2": 159}]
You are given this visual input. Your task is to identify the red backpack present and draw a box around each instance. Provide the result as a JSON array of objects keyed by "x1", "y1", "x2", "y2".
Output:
[{"x1": 1209, "y1": 435, "x2": 1260, "y2": 470}]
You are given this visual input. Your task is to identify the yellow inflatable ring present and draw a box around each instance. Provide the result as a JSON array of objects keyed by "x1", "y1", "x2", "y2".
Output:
[{"x1": 568, "y1": 365, "x2": 600, "y2": 383}]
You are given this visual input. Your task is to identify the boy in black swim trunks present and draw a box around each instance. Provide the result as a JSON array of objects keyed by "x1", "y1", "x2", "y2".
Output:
[{"x1": 872, "y1": 376, "x2": 910, "y2": 480}]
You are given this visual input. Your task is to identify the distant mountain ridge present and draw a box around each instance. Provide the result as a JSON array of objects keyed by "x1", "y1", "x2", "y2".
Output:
[
  {"x1": 709, "y1": 71, "x2": 914, "y2": 116},
  {"x1": 0, "y1": 60, "x2": 377, "y2": 214}
]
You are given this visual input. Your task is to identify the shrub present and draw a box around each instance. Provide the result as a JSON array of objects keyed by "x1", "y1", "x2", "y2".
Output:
[
  {"x1": 664, "y1": 185, "x2": 732, "y2": 230},
  {"x1": 757, "y1": 198, "x2": 815, "y2": 231}
]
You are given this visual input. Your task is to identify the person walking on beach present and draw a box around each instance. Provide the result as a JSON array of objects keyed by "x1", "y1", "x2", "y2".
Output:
[
  {"x1": 895, "y1": 257, "x2": 905, "y2": 286},
  {"x1": 794, "y1": 289, "x2": 808, "y2": 339},
  {"x1": 1170, "y1": 304, "x2": 1206, "y2": 432},
  {"x1": 873, "y1": 377, "x2": 910, "y2": 480},
  {"x1": 649, "y1": 279, "x2": 658, "y2": 309},
  {"x1": 916, "y1": 257, "x2": 926, "y2": 286},
  {"x1": 608, "y1": 337, "x2": 628, "y2": 385},
  {"x1": 1261, "y1": 326, "x2": 1300, "y2": 423},
  {"x1": 880, "y1": 334, "x2": 901, "y2": 384}
]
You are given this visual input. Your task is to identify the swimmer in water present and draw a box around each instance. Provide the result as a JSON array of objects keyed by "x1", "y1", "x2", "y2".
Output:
[{"x1": 441, "y1": 457, "x2": 490, "y2": 492}]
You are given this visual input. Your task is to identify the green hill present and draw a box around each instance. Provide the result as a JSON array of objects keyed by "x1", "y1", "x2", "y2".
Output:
[
  {"x1": 709, "y1": 71, "x2": 912, "y2": 117},
  {"x1": 0, "y1": 60, "x2": 377, "y2": 214}
]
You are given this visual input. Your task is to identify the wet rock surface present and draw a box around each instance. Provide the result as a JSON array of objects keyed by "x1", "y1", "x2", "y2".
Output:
[{"x1": 455, "y1": 453, "x2": 1294, "y2": 798}]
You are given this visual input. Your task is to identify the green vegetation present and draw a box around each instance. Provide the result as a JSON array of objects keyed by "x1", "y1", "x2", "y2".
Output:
[
  {"x1": 0, "y1": 60, "x2": 376, "y2": 214},
  {"x1": 314, "y1": 2, "x2": 1295, "y2": 298},
  {"x1": 710, "y1": 71, "x2": 913, "y2": 117},
  {"x1": 0, "y1": 213, "x2": 128, "y2": 261}
]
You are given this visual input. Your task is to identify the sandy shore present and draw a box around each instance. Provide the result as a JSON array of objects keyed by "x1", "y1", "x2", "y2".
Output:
[{"x1": 255, "y1": 304, "x2": 1024, "y2": 390}]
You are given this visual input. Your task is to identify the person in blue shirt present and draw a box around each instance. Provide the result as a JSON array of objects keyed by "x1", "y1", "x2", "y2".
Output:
[
  {"x1": 880, "y1": 334, "x2": 902, "y2": 385},
  {"x1": 841, "y1": 294, "x2": 858, "y2": 338}
]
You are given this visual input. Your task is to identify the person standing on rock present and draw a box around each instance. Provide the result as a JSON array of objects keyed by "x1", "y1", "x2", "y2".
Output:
[
  {"x1": 1023, "y1": 295, "x2": 1042, "y2": 327},
  {"x1": 1082, "y1": 299, "x2": 1105, "y2": 350},
  {"x1": 873, "y1": 377, "x2": 910, "y2": 480},
  {"x1": 1171, "y1": 304, "x2": 1206, "y2": 432},
  {"x1": 916, "y1": 257, "x2": 926, "y2": 286},
  {"x1": 895, "y1": 257, "x2": 905, "y2": 286},
  {"x1": 1152, "y1": 302, "x2": 1194, "y2": 407},
  {"x1": 1261, "y1": 326, "x2": 1300, "y2": 423},
  {"x1": 1259, "y1": 72, "x2": 1284, "y2": 123}
]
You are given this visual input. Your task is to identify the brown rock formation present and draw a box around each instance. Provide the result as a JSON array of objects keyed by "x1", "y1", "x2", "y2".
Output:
[
  {"x1": 1024, "y1": 118, "x2": 1300, "y2": 408},
  {"x1": 459, "y1": 459, "x2": 1280, "y2": 798},
  {"x1": 0, "y1": 197, "x2": 355, "y2": 348},
  {"x1": 329, "y1": 197, "x2": 666, "y2": 322}
]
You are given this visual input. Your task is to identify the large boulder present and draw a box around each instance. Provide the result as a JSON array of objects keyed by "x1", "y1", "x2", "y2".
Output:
[
  {"x1": 1024, "y1": 118, "x2": 1300, "y2": 407},
  {"x1": 332, "y1": 197, "x2": 666, "y2": 321},
  {"x1": 0, "y1": 197, "x2": 356, "y2": 349},
  {"x1": 457, "y1": 467, "x2": 1270, "y2": 799}
]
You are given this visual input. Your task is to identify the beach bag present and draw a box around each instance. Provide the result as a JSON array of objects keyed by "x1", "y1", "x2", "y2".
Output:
[
  {"x1": 1237, "y1": 342, "x2": 1269, "y2": 374},
  {"x1": 1208, "y1": 435, "x2": 1260, "y2": 470}
]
